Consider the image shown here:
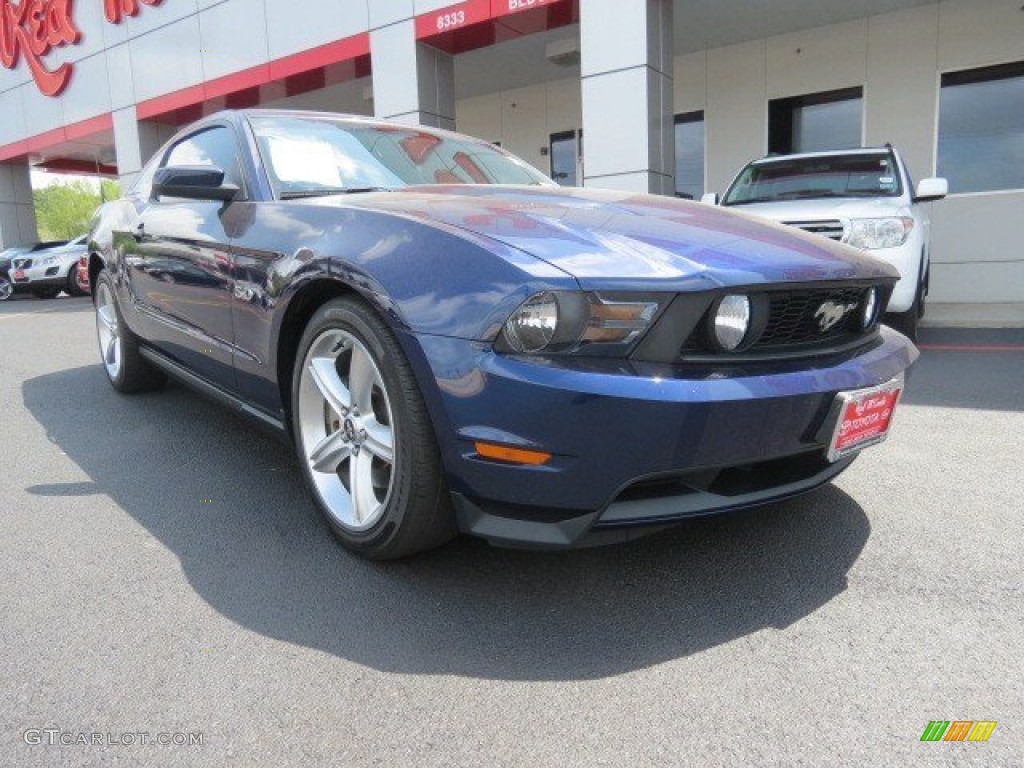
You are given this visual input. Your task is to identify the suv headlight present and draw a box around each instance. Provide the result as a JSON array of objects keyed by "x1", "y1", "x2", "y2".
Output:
[
  {"x1": 500, "y1": 291, "x2": 662, "y2": 356},
  {"x1": 846, "y1": 217, "x2": 914, "y2": 250}
]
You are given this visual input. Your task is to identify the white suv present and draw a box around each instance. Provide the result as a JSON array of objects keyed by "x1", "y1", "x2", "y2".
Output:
[{"x1": 705, "y1": 147, "x2": 946, "y2": 340}]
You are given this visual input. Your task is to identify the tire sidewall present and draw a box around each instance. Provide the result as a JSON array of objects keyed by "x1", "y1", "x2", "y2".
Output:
[
  {"x1": 291, "y1": 300, "x2": 421, "y2": 553},
  {"x1": 0, "y1": 274, "x2": 12, "y2": 301},
  {"x1": 95, "y1": 272, "x2": 127, "y2": 389}
]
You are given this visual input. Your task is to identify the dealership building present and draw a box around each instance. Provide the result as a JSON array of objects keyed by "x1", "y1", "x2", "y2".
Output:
[{"x1": 1, "y1": 0, "x2": 1022, "y2": 306}]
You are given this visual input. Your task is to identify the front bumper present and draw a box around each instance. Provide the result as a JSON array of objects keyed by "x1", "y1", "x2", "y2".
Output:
[
  {"x1": 11, "y1": 262, "x2": 72, "y2": 287},
  {"x1": 410, "y1": 326, "x2": 917, "y2": 547}
]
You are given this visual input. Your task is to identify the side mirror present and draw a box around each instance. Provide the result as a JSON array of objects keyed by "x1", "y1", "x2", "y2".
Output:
[
  {"x1": 914, "y1": 177, "x2": 947, "y2": 203},
  {"x1": 700, "y1": 192, "x2": 720, "y2": 206},
  {"x1": 153, "y1": 165, "x2": 239, "y2": 202}
]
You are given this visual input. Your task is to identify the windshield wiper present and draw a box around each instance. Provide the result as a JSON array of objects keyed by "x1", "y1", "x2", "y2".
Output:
[{"x1": 280, "y1": 187, "x2": 393, "y2": 200}]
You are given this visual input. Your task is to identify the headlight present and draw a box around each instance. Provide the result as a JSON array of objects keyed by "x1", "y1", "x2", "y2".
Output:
[
  {"x1": 711, "y1": 294, "x2": 751, "y2": 351},
  {"x1": 846, "y1": 217, "x2": 914, "y2": 250},
  {"x1": 503, "y1": 292, "x2": 559, "y2": 353},
  {"x1": 500, "y1": 292, "x2": 660, "y2": 355}
]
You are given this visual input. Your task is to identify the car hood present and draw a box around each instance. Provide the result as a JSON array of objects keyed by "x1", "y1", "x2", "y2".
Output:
[
  {"x1": 722, "y1": 196, "x2": 907, "y2": 223},
  {"x1": 326, "y1": 185, "x2": 896, "y2": 291}
]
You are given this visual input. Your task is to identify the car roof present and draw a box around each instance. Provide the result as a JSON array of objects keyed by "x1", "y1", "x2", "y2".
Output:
[{"x1": 750, "y1": 147, "x2": 897, "y2": 166}]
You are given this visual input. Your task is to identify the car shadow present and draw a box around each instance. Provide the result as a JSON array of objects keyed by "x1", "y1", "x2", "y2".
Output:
[{"x1": 24, "y1": 365, "x2": 870, "y2": 681}]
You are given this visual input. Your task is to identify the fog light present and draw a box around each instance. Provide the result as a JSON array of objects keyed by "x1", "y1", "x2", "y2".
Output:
[{"x1": 713, "y1": 294, "x2": 751, "y2": 351}]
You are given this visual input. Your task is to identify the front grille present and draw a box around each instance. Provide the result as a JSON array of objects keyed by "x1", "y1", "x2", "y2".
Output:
[
  {"x1": 783, "y1": 219, "x2": 845, "y2": 241},
  {"x1": 678, "y1": 285, "x2": 876, "y2": 360},
  {"x1": 760, "y1": 287, "x2": 863, "y2": 347}
]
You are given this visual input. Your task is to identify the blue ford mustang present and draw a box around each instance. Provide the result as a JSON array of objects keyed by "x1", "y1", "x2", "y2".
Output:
[{"x1": 88, "y1": 109, "x2": 917, "y2": 559}]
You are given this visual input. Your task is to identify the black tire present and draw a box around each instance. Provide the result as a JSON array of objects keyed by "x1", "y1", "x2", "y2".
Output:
[
  {"x1": 0, "y1": 273, "x2": 12, "y2": 301},
  {"x1": 884, "y1": 259, "x2": 925, "y2": 342},
  {"x1": 32, "y1": 287, "x2": 60, "y2": 299},
  {"x1": 94, "y1": 271, "x2": 167, "y2": 394},
  {"x1": 291, "y1": 296, "x2": 455, "y2": 560},
  {"x1": 67, "y1": 263, "x2": 87, "y2": 297}
]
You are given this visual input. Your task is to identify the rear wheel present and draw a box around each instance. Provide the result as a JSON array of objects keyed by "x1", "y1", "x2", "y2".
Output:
[
  {"x1": 291, "y1": 297, "x2": 455, "y2": 560},
  {"x1": 32, "y1": 287, "x2": 60, "y2": 300},
  {"x1": 0, "y1": 274, "x2": 11, "y2": 301},
  {"x1": 94, "y1": 272, "x2": 166, "y2": 393}
]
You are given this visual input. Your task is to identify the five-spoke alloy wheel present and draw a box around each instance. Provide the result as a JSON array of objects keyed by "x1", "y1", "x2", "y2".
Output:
[
  {"x1": 292, "y1": 297, "x2": 454, "y2": 559},
  {"x1": 298, "y1": 329, "x2": 397, "y2": 531}
]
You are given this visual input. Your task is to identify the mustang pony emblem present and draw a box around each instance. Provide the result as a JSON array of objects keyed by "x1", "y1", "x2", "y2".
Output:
[{"x1": 814, "y1": 300, "x2": 857, "y2": 332}]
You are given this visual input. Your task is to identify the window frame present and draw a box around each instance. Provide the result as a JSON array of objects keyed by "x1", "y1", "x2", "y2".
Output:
[
  {"x1": 768, "y1": 86, "x2": 864, "y2": 156},
  {"x1": 673, "y1": 110, "x2": 706, "y2": 200},
  {"x1": 934, "y1": 60, "x2": 1024, "y2": 198}
]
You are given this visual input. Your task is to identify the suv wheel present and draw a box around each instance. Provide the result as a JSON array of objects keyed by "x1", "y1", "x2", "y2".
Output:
[
  {"x1": 0, "y1": 274, "x2": 12, "y2": 301},
  {"x1": 292, "y1": 297, "x2": 455, "y2": 560}
]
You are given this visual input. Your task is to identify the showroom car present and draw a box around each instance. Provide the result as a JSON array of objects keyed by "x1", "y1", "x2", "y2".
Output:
[
  {"x1": 7, "y1": 236, "x2": 90, "y2": 299},
  {"x1": 88, "y1": 109, "x2": 918, "y2": 559},
  {"x1": 704, "y1": 147, "x2": 946, "y2": 340}
]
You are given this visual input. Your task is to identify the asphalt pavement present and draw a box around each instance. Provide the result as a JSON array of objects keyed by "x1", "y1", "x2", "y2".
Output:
[{"x1": 1, "y1": 294, "x2": 1021, "y2": 766}]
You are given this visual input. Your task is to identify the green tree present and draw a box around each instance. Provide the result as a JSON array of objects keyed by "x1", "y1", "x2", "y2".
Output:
[{"x1": 33, "y1": 179, "x2": 120, "y2": 241}]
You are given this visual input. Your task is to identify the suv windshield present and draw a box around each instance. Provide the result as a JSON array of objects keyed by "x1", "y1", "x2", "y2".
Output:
[
  {"x1": 723, "y1": 152, "x2": 902, "y2": 205},
  {"x1": 249, "y1": 115, "x2": 553, "y2": 198}
]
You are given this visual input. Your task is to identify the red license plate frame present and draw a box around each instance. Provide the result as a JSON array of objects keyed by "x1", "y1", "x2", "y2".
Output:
[{"x1": 826, "y1": 376, "x2": 903, "y2": 462}]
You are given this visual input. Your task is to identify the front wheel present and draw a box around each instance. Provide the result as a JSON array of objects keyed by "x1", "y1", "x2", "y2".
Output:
[
  {"x1": 0, "y1": 274, "x2": 12, "y2": 301},
  {"x1": 292, "y1": 297, "x2": 455, "y2": 560}
]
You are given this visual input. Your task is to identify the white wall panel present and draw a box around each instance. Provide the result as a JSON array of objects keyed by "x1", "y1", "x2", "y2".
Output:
[
  {"x1": 545, "y1": 78, "x2": 581, "y2": 135},
  {"x1": 673, "y1": 51, "x2": 707, "y2": 114},
  {"x1": 705, "y1": 40, "x2": 766, "y2": 193},
  {"x1": 19, "y1": 85, "x2": 64, "y2": 137},
  {"x1": 125, "y1": 0, "x2": 200, "y2": 37},
  {"x1": 930, "y1": 261, "x2": 1024, "y2": 302},
  {"x1": 61, "y1": 55, "x2": 112, "y2": 124},
  {"x1": 264, "y1": 0, "x2": 369, "y2": 60},
  {"x1": 106, "y1": 44, "x2": 137, "y2": 112},
  {"x1": 0, "y1": 90, "x2": 27, "y2": 146},
  {"x1": 455, "y1": 93, "x2": 503, "y2": 142},
  {"x1": 938, "y1": 0, "x2": 1024, "y2": 71},
  {"x1": 766, "y1": 19, "x2": 868, "y2": 99},
  {"x1": 500, "y1": 85, "x2": 549, "y2": 172},
  {"x1": 865, "y1": 4, "x2": 939, "y2": 180},
  {"x1": 199, "y1": 1, "x2": 270, "y2": 79},
  {"x1": 369, "y1": 0, "x2": 416, "y2": 28},
  {"x1": 129, "y1": 16, "x2": 205, "y2": 102}
]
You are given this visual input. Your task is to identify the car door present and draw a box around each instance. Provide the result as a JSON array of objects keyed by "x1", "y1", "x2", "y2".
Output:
[{"x1": 126, "y1": 124, "x2": 244, "y2": 389}]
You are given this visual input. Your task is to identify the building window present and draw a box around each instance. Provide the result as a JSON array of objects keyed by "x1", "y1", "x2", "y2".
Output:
[
  {"x1": 674, "y1": 111, "x2": 704, "y2": 200},
  {"x1": 938, "y1": 62, "x2": 1024, "y2": 194},
  {"x1": 768, "y1": 87, "x2": 863, "y2": 155},
  {"x1": 549, "y1": 130, "x2": 580, "y2": 187}
]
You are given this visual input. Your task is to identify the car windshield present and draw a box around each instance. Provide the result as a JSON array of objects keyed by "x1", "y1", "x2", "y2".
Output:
[
  {"x1": 723, "y1": 152, "x2": 902, "y2": 205},
  {"x1": 249, "y1": 115, "x2": 553, "y2": 198}
]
